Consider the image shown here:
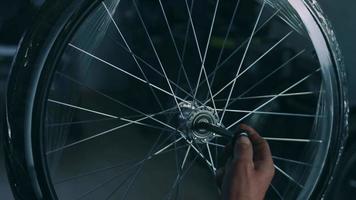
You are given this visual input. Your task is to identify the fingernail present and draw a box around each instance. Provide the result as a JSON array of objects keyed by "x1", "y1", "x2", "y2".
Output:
[
  {"x1": 238, "y1": 134, "x2": 250, "y2": 144},
  {"x1": 239, "y1": 132, "x2": 249, "y2": 137}
]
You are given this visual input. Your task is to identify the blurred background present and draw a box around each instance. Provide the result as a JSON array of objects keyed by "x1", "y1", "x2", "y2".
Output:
[{"x1": 0, "y1": 0, "x2": 355, "y2": 199}]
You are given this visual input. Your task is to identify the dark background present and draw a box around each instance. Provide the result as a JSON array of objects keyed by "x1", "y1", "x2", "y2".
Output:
[{"x1": 0, "y1": 0, "x2": 355, "y2": 199}]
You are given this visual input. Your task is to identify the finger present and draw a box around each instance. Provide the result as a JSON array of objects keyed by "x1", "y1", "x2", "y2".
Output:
[
  {"x1": 233, "y1": 133, "x2": 253, "y2": 164},
  {"x1": 222, "y1": 126, "x2": 244, "y2": 159},
  {"x1": 240, "y1": 124, "x2": 273, "y2": 169},
  {"x1": 239, "y1": 123, "x2": 258, "y2": 136}
]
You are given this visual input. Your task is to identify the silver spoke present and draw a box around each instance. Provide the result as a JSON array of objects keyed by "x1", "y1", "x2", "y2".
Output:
[
  {"x1": 71, "y1": 83, "x2": 198, "y2": 157},
  {"x1": 75, "y1": 164, "x2": 139, "y2": 200},
  {"x1": 181, "y1": 145, "x2": 191, "y2": 169},
  {"x1": 206, "y1": 142, "x2": 216, "y2": 175},
  {"x1": 187, "y1": 141, "x2": 215, "y2": 170},
  {"x1": 121, "y1": 164, "x2": 144, "y2": 200},
  {"x1": 46, "y1": 106, "x2": 177, "y2": 154},
  {"x1": 207, "y1": 141, "x2": 225, "y2": 148},
  {"x1": 274, "y1": 164, "x2": 304, "y2": 188},
  {"x1": 112, "y1": 127, "x2": 180, "y2": 200},
  {"x1": 216, "y1": 108, "x2": 318, "y2": 118},
  {"x1": 195, "y1": 10, "x2": 282, "y2": 102},
  {"x1": 236, "y1": 31, "x2": 293, "y2": 80},
  {"x1": 219, "y1": 2, "x2": 266, "y2": 123},
  {"x1": 202, "y1": 66, "x2": 219, "y2": 118},
  {"x1": 166, "y1": 154, "x2": 199, "y2": 200},
  {"x1": 148, "y1": 144, "x2": 190, "y2": 162},
  {"x1": 102, "y1": 95, "x2": 179, "y2": 134},
  {"x1": 78, "y1": 129, "x2": 169, "y2": 200},
  {"x1": 184, "y1": 0, "x2": 202, "y2": 61},
  {"x1": 185, "y1": 0, "x2": 219, "y2": 110},
  {"x1": 272, "y1": 156, "x2": 312, "y2": 166},
  {"x1": 213, "y1": 0, "x2": 241, "y2": 74},
  {"x1": 184, "y1": 0, "x2": 203, "y2": 96},
  {"x1": 216, "y1": 9, "x2": 280, "y2": 69},
  {"x1": 120, "y1": 118, "x2": 173, "y2": 132},
  {"x1": 102, "y1": 2, "x2": 165, "y2": 110},
  {"x1": 132, "y1": 0, "x2": 184, "y2": 116},
  {"x1": 149, "y1": 136, "x2": 184, "y2": 158},
  {"x1": 68, "y1": 43, "x2": 188, "y2": 104},
  {"x1": 227, "y1": 68, "x2": 320, "y2": 129},
  {"x1": 54, "y1": 160, "x2": 136, "y2": 184},
  {"x1": 201, "y1": 0, "x2": 220, "y2": 63},
  {"x1": 157, "y1": 0, "x2": 193, "y2": 93},
  {"x1": 106, "y1": 20, "x2": 200, "y2": 104},
  {"x1": 271, "y1": 183, "x2": 284, "y2": 200},
  {"x1": 208, "y1": 30, "x2": 292, "y2": 106},
  {"x1": 48, "y1": 99, "x2": 118, "y2": 119},
  {"x1": 46, "y1": 109, "x2": 163, "y2": 127},
  {"x1": 185, "y1": 0, "x2": 220, "y2": 115},
  {"x1": 58, "y1": 70, "x2": 183, "y2": 121},
  {"x1": 197, "y1": 9, "x2": 280, "y2": 94},
  {"x1": 264, "y1": 137, "x2": 322, "y2": 143},
  {"x1": 56, "y1": 71, "x2": 180, "y2": 118},
  {"x1": 207, "y1": 0, "x2": 241, "y2": 99},
  {"x1": 217, "y1": 91, "x2": 315, "y2": 101},
  {"x1": 237, "y1": 49, "x2": 306, "y2": 98},
  {"x1": 49, "y1": 70, "x2": 185, "y2": 154},
  {"x1": 47, "y1": 118, "x2": 118, "y2": 127},
  {"x1": 54, "y1": 144, "x2": 190, "y2": 185}
]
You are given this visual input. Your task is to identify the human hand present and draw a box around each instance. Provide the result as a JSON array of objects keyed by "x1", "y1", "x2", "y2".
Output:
[{"x1": 217, "y1": 124, "x2": 275, "y2": 200}]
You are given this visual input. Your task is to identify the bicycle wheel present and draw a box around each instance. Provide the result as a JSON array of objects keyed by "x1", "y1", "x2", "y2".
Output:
[{"x1": 5, "y1": 0, "x2": 348, "y2": 199}]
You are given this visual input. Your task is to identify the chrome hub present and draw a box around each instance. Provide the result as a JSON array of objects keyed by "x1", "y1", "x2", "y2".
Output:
[{"x1": 178, "y1": 102, "x2": 219, "y2": 143}]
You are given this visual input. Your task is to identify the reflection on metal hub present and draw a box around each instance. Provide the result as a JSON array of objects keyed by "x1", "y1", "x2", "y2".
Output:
[{"x1": 178, "y1": 102, "x2": 219, "y2": 143}]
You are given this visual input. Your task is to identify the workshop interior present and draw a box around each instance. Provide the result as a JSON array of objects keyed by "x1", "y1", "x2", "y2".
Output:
[{"x1": 1, "y1": 0, "x2": 355, "y2": 199}]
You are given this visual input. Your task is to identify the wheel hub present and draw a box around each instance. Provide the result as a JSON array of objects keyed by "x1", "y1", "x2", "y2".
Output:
[{"x1": 178, "y1": 102, "x2": 219, "y2": 143}]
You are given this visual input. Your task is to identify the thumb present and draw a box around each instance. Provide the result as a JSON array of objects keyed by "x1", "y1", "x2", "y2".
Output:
[{"x1": 233, "y1": 133, "x2": 253, "y2": 163}]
